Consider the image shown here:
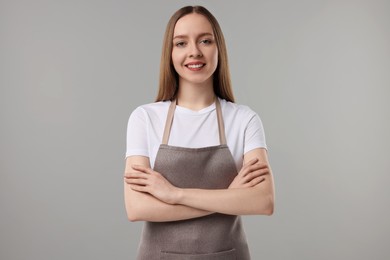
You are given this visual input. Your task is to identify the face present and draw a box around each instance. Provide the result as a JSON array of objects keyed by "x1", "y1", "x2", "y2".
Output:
[{"x1": 171, "y1": 13, "x2": 218, "y2": 86}]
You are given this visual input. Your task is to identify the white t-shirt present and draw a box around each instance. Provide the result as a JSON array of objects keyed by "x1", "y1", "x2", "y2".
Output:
[{"x1": 125, "y1": 97, "x2": 267, "y2": 171}]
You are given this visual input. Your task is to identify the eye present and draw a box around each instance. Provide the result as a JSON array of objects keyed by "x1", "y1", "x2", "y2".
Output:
[
  {"x1": 200, "y1": 39, "x2": 212, "y2": 44},
  {"x1": 175, "y1": 41, "x2": 186, "y2": 47}
]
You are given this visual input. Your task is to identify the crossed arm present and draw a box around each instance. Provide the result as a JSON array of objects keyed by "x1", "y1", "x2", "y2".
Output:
[{"x1": 123, "y1": 148, "x2": 274, "y2": 222}]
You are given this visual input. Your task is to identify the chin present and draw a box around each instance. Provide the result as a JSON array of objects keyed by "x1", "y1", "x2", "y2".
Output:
[
  {"x1": 185, "y1": 79, "x2": 212, "y2": 85},
  {"x1": 181, "y1": 74, "x2": 213, "y2": 84}
]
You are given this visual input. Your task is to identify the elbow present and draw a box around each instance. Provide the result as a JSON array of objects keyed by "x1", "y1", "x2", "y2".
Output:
[
  {"x1": 125, "y1": 202, "x2": 143, "y2": 222},
  {"x1": 127, "y1": 209, "x2": 140, "y2": 222},
  {"x1": 264, "y1": 200, "x2": 274, "y2": 216},
  {"x1": 124, "y1": 184, "x2": 147, "y2": 222},
  {"x1": 127, "y1": 207, "x2": 146, "y2": 222},
  {"x1": 264, "y1": 193, "x2": 275, "y2": 216},
  {"x1": 254, "y1": 192, "x2": 274, "y2": 216},
  {"x1": 255, "y1": 181, "x2": 275, "y2": 216},
  {"x1": 127, "y1": 214, "x2": 140, "y2": 222}
]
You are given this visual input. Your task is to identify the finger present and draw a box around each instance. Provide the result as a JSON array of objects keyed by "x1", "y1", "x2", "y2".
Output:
[
  {"x1": 123, "y1": 172, "x2": 148, "y2": 179},
  {"x1": 129, "y1": 184, "x2": 149, "y2": 193},
  {"x1": 255, "y1": 167, "x2": 270, "y2": 176},
  {"x1": 125, "y1": 178, "x2": 148, "y2": 185},
  {"x1": 241, "y1": 163, "x2": 265, "y2": 177},
  {"x1": 243, "y1": 158, "x2": 259, "y2": 166},
  {"x1": 257, "y1": 162, "x2": 269, "y2": 169},
  {"x1": 254, "y1": 177, "x2": 266, "y2": 185},
  {"x1": 244, "y1": 176, "x2": 265, "y2": 188},
  {"x1": 244, "y1": 167, "x2": 269, "y2": 181},
  {"x1": 131, "y1": 164, "x2": 145, "y2": 171},
  {"x1": 252, "y1": 162, "x2": 268, "y2": 169},
  {"x1": 131, "y1": 164, "x2": 150, "y2": 172},
  {"x1": 238, "y1": 164, "x2": 255, "y2": 177},
  {"x1": 132, "y1": 164, "x2": 156, "y2": 175},
  {"x1": 243, "y1": 171, "x2": 262, "y2": 182},
  {"x1": 249, "y1": 163, "x2": 268, "y2": 172},
  {"x1": 245, "y1": 161, "x2": 268, "y2": 169}
]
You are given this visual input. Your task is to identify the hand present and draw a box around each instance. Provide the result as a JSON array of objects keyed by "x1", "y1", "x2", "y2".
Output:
[
  {"x1": 228, "y1": 158, "x2": 269, "y2": 189},
  {"x1": 123, "y1": 165, "x2": 181, "y2": 205}
]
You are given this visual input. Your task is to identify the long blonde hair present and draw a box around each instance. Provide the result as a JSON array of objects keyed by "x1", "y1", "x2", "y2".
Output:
[{"x1": 155, "y1": 5, "x2": 235, "y2": 103}]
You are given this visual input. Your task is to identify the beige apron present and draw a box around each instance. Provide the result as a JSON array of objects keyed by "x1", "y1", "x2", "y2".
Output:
[{"x1": 136, "y1": 98, "x2": 251, "y2": 260}]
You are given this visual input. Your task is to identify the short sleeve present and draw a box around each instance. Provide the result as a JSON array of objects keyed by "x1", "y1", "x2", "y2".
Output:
[
  {"x1": 244, "y1": 113, "x2": 267, "y2": 154},
  {"x1": 125, "y1": 107, "x2": 149, "y2": 159}
]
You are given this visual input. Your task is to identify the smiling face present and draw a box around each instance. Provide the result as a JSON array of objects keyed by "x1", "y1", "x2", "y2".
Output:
[{"x1": 171, "y1": 13, "x2": 218, "y2": 86}]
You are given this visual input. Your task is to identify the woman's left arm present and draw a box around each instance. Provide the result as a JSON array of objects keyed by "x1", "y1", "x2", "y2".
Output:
[
  {"x1": 178, "y1": 148, "x2": 274, "y2": 215},
  {"x1": 128, "y1": 148, "x2": 274, "y2": 216}
]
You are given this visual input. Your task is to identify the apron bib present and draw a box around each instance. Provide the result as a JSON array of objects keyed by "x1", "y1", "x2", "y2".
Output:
[{"x1": 136, "y1": 98, "x2": 251, "y2": 260}]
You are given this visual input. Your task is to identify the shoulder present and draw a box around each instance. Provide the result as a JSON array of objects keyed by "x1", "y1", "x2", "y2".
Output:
[
  {"x1": 129, "y1": 100, "x2": 171, "y2": 119},
  {"x1": 219, "y1": 98, "x2": 259, "y2": 121}
]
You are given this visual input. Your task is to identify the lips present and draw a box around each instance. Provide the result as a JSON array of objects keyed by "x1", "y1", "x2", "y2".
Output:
[{"x1": 185, "y1": 62, "x2": 206, "y2": 69}]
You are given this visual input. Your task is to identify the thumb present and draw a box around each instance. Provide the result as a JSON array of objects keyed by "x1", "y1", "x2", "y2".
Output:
[{"x1": 244, "y1": 157, "x2": 259, "y2": 166}]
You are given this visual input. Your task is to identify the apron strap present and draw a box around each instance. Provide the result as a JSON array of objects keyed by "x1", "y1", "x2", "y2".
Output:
[
  {"x1": 215, "y1": 98, "x2": 227, "y2": 145},
  {"x1": 162, "y1": 99, "x2": 177, "y2": 145},
  {"x1": 162, "y1": 97, "x2": 227, "y2": 145}
]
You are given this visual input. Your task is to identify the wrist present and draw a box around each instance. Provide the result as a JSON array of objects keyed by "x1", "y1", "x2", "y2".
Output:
[{"x1": 174, "y1": 188, "x2": 184, "y2": 204}]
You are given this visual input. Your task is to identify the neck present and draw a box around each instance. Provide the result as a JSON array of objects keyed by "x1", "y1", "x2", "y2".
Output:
[{"x1": 176, "y1": 77, "x2": 215, "y2": 111}]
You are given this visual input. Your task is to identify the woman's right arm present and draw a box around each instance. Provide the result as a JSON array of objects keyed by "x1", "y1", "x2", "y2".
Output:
[
  {"x1": 124, "y1": 155, "x2": 214, "y2": 222},
  {"x1": 124, "y1": 155, "x2": 267, "y2": 222},
  {"x1": 124, "y1": 107, "x2": 213, "y2": 221}
]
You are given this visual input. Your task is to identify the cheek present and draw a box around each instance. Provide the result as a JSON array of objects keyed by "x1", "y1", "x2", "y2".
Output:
[
  {"x1": 171, "y1": 51, "x2": 178, "y2": 67},
  {"x1": 210, "y1": 48, "x2": 218, "y2": 67},
  {"x1": 171, "y1": 49, "x2": 183, "y2": 68},
  {"x1": 213, "y1": 50, "x2": 218, "y2": 64}
]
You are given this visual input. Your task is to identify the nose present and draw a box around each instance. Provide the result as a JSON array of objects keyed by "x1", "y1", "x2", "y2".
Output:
[{"x1": 189, "y1": 42, "x2": 203, "y2": 58}]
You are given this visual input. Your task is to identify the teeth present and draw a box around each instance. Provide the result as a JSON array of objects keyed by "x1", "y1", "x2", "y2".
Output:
[{"x1": 187, "y1": 64, "x2": 204, "y2": 68}]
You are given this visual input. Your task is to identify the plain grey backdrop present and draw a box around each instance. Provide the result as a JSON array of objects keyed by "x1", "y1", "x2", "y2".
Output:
[{"x1": 1, "y1": 0, "x2": 389, "y2": 259}]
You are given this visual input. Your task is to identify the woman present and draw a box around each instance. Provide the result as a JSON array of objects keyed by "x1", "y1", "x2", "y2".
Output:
[{"x1": 124, "y1": 5, "x2": 274, "y2": 260}]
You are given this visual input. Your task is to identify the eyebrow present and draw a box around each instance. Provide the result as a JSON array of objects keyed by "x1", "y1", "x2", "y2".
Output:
[{"x1": 173, "y1": 32, "x2": 214, "y2": 40}]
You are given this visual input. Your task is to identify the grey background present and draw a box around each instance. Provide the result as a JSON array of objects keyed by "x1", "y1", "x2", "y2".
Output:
[{"x1": 1, "y1": 0, "x2": 389, "y2": 259}]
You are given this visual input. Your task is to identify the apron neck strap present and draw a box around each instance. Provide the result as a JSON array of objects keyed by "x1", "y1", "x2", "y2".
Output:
[{"x1": 162, "y1": 97, "x2": 227, "y2": 145}]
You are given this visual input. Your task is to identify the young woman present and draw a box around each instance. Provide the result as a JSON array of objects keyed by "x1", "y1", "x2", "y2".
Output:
[{"x1": 124, "y1": 5, "x2": 274, "y2": 260}]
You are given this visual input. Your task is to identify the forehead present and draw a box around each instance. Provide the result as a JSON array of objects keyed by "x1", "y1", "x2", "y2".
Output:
[{"x1": 173, "y1": 13, "x2": 213, "y2": 36}]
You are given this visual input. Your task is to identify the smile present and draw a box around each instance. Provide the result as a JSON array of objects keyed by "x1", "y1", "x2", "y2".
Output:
[{"x1": 185, "y1": 63, "x2": 205, "y2": 70}]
